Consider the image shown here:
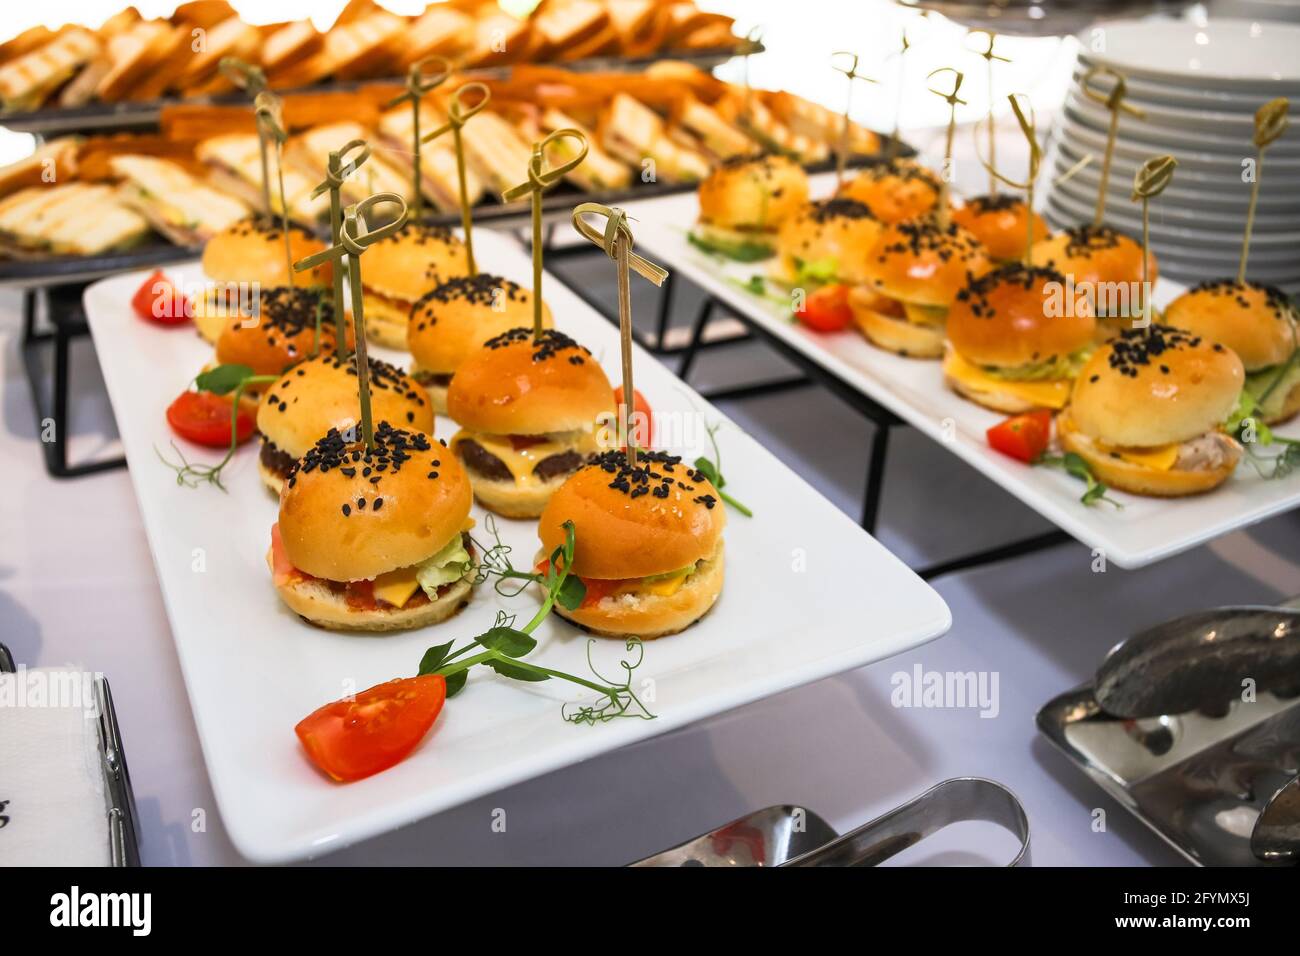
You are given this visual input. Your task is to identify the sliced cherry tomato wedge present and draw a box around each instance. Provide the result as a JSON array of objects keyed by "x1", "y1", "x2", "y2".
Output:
[
  {"x1": 166, "y1": 391, "x2": 255, "y2": 448},
  {"x1": 295, "y1": 675, "x2": 447, "y2": 783},
  {"x1": 270, "y1": 523, "x2": 298, "y2": 587},
  {"x1": 613, "y1": 386, "x2": 653, "y2": 448},
  {"x1": 132, "y1": 270, "x2": 190, "y2": 325},
  {"x1": 986, "y1": 409, "x2": 1053, "y2": 464},
  {"x1": 794, "y1": 283, "x2": 854, "y2": 333},
  {"x1": 534, "y1": 557, "x2": 624, "y2": 610}
]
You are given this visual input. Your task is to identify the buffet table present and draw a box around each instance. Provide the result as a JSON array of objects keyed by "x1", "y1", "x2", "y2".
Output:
[{"x1": 5, "y1": 274, "x2": 1298, "y2": 866}]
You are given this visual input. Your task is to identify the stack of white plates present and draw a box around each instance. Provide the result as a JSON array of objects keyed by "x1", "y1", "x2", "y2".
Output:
[{"x1": 1042, "y1": 18, "x2": 1300, "y2": 294}]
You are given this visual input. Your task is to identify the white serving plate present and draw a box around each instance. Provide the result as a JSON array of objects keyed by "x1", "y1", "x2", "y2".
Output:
[
  {"x1": 626, "y1": 175, "x2": 1300, "y2": 570},
  {"x1": 1055, "y1": 115, "x2": 1300, "y2": 173},
  {"x1": 1067, "y1": 69, "x2": 1263, "y2": 123},
  {"x1": 83, "y1": 228, "x2": 951, "y2": 863},
  {"x1": 1078, "y1": 18, "x2": 1300, "y2": 89},
  {"x1": 1062, "y1": 94, "x2": 1300, "y2": 159}
]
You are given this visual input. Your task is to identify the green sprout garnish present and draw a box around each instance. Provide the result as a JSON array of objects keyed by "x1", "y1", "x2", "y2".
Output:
[
  {"x1": 419, "y1": 520, "x2": 655, "y2": 724},
  {"x1": 694, "y1": 422, "x2": 752, "y2": 516},
  {"x1": 1228, "y1": 391, "x2": 1300, "y2": 480},
  {"x1": 157, "y1": 363, "x2": 278, "y2": 491},
  {"x1": 1036, "y1": 452, "x2": 1122, "y2": 508}
]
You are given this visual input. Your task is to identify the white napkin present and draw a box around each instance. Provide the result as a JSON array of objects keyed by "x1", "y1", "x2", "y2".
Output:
[{"x1": 0, "y1": 667, "x2": 111, "y2": 866}]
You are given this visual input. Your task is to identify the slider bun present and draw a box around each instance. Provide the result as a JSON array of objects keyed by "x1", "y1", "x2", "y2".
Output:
[
  {"x1": 408, "y1": 275, "x2": 552, "y2": 374},
  {"x1": 464, "y1": 469, "x2": 572, "y2": 520},
  {"x1": 546, "y1": 541, "x2": 725, "y2": 640},
  {"x1": 1057, "y1": 409, "x2": 1240, "y2": 497},
  {"x1": 837, "y1": 160, "x2": 942, "y2": 224},
  {"x1": 952, "y1": 196, "x2": 1049, "y2": 262},
  {"x1": 278, "y1": 424, "x2": 471, "y2": 582},
  {"x1": 201, "y1": 217, "x2": 330, "y2": 287},
  {"x1": 447, "y1": 328, "x2": 613, "y2": 434},
  {"x1": 1163, "y1": 280, "x2": 1297, "y2": 371},
  {"x1": 942, "y1": 349, "x2": 1049, "y2": 414},
  {"x1": 360, "y1": 223, "x2": 468, "y2": 303},
  {"x1": 213, "y1": 287, "x2": 347, "y2": 377},
  {"x1": 537, "y1": 450, "x2": 726, "y2": 580},
  {"x1": 267, "y1": 555, "x2": 472, "y2": 632},
  {"x1": 697, "y1": 154, "x2": 809, "y2": 231},
  {"x1": 849, "y1": 286, "x2": 945, "y2": 358},
  {"x1": 946, "y1": 263, "x2": 1095, "y2": 368},
  {"x1": 864, "y1": 217, "x2": 991, "y2": 308},
  {"x1": 360, "y1": 292, "x2": 415, "y2": 350},
  {"x1": 1069, "y1": 325, "x2": 1244, "y2": 448},
  {"x1": 257, "y1": 353, "x2": 434, "y2": 461},
  {"x1": 259, "y1": 457, "x2": 287, "y2": 497},
  {"x1": 1029, "y1": 225, "x2": 1154, "y2": 292},
  {"x1": 770, "y1": 198, "x2": 883, "y2": 285}
]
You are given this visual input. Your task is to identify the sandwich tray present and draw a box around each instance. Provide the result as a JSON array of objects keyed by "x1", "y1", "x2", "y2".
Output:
[
  {"x1": 0, "y1": 149, "x2": 911, "y2": 288},
  {"x1": 0, "y1": 47, "x2": 754, "y2": 136},
  {"x1": 82, "y1": 227, "x2": 951, "y2": 863},
  {"x1": 625, "y1": 172, "x2": 1300, "y2": 570}
]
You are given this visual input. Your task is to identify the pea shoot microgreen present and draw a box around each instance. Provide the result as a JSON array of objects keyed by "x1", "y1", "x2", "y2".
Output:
[
  {"x1": 1036, "y1": 452, "x2": 1122, "y2": 508},
  {"x1": 694, "y1": 422, "x2": 752, "y2": 516},
  {"x1": 157, "y1": 363, "x2": 278, "y2": 491},
  {"x1": 420, "y1": 519, "x2": 655, "y2": 724},
  {"x1": 1228, "y1": 391, "x2": 1300, "y2": 480}
]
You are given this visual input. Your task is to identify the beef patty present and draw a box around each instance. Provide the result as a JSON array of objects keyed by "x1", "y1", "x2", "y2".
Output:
[
  {"x1": 412, "y1": 370, "x2": 453, "y2": 387},
  {"x1": 260, "y1": 437, "x2": 295, "y2": 477},
  {"x1": 458, "y1": 439, "x2": 586, "y2": 483}
]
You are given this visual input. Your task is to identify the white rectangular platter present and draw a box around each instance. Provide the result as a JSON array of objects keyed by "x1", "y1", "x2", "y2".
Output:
[
  {"x1": 84, "y1": 227, "x2": 950, "y2": 863},
  {"x1": 626, "y1": 174, "x2": 1300, "y2": 569}
]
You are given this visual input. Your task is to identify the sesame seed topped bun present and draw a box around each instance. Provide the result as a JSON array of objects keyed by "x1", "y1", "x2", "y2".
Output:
[
  {"x1": 836, "y1": 160, "x2": 942, "y2": 224},
  {"x1": 256, "y1": 353, "x2": 433, "y2": 495},
  {"x1": 536, "y1": 449, "x2": 726, "y2": 639},
  {"x1": 697, "y1": 153, "x2": 810, "y2": 233},
  {"x1": 1069, "y1": 324, "x2": 1244, "y2": 449},
  {"x1": 770, "y1": 198, "x2": 883, "y2": 285},
  {"x1": 196, "y1": 216, "x2": 329, "y2": 342},
  {"x1": 1164, "y1": 279, "x2": 1297, "y2": 371},
  {"x1": 278, "y1": 423, "x2": 471, "y2": 583},
  {"x1": 948, "y1": 263, "x2": 1095, "y2": 369},
  {"x1": 214, "y1": 286, "x2": 347, "y2": 377},
  {"x1": 863, "y1": 217, "x2": 992, "y2": 309},
  {"x1": 357, "y1": 223, "x2": 468, "y2": 349},
  {"x1": 408, "y1": 274, "x2": 553, "y2": 414},
  {"x1": 951, "y1": 194, "x2": 1049, "y2": 262},
  {"x1": 1029, "y1": 224, "x2": 1155, "y2": 339}
]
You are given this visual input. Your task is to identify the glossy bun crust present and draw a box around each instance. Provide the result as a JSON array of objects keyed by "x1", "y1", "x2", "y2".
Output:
[
  {"x1": 1163, "y1": 279, "x2": 1297, "y2": 371},
  {"x1": 837, "y1": 160, "x2": 943, "y2": 224},
  {"x1": 537, "y1": 449, "x2": 726, "y2": 581},
  {"x1": 863, "y1": 217, "x2": 992, "y2": 308},
  {"x1": 771, "y1": 198, "x2": 883, "y2": 285},
  {"x1": 952, "y1": 195, "x2": 1049, "y2": 262},
  {"x1": 214, "y1": 286, "x2": 347, "y2": 376},
  {"x1": 408, "y1": 274, "x2": 553, "y2": 376},
  {"x1": 277, "y1": 423, "x2": 471, "y2": 582},
  {"x1": 447, "y1": 327, "x2": 613, "y2": 435},
  {"x1": 946, "y1": 264, "x2": 1095, "y2": 368},
  {"x1": 1068, "y1": 324, "x2": 1244, "y2": 448},
  {"x1": 697, "y1": 154, "x2": 810, "y2": 231}
]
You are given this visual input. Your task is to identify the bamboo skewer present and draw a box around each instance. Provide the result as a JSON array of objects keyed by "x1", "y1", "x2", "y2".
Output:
[
  {"x1": 830, "y1": 52, "x2": 877, "y2": 189},
  {"x1": 968, "y1": 30, "x2": 1010, "y2": 197},
  {"x1": 384, "y1": 55, "x2": 451, "y2": 224},
  {"x1": 1080, "y1": 65, "x2": 1145, "y2": 226},
  {"x1": 1239, "y1": 97, "x2": 1290, "y2": 283},
  {"x1": 1131, "y1": 155, "x2": 1177, "y2": 329},
  {"x1": 974, "y1": 93, "x2": 1041, "y2": 266},
  {"x1": 308, "y1": 139, "x2": 371, "y2": 358},
  {"x1": 422, "y1": 82, "x2": 490, "y2": 276},
  {"x1": 926, "y1": 67, "x2": 966, "y2": 230}
]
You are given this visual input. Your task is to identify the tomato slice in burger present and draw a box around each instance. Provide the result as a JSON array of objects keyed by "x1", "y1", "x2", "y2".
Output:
[
  {"x1": 795, "y1": 284, "x2": 853, "y2": 333},
  {"x1": 613, "y1": 385, "x2": 654, "y2": 448},
  {"x1": 986, "y1": 409, "x2": 1053, "y2": 464},
  {"x1": 131, "y1": 270, "x2": 190, "y2": 325},
  {"x1": 295, "y1": 675, "x2": 447, "y2": 782},
  {"x1": 166, "y1": 391, "x2": 255, "y2": 448}
]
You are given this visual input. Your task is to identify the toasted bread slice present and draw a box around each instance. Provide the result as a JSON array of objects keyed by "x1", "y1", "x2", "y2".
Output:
[{"x1": 0, "y1": 28, "x2": 102, "y2": 112}]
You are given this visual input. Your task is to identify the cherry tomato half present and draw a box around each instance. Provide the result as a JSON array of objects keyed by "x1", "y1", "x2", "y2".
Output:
[
  {"x1": 613, "y1": 386, "x2": 654, "y2": 448},
  {"x1": 166, "y1": 391, "x2": 255, "y2": 448},
  {"x1": 795, "y1": 284, "x2": 854, "y2": 333},
  {"x1": 986, "y1": 409, "x2": 1053, "y2": 464},
  {"x1": 132, "y1": 270, "x2": 190, "y2": 325},
  {"x1": 295, "y1": 675, "x2": 447, "y2": 782}
]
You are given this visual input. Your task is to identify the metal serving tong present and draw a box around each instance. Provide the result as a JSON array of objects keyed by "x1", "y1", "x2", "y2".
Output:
[{"x1": 633, "y1": 777, "x2": 1030, "y2": 867}]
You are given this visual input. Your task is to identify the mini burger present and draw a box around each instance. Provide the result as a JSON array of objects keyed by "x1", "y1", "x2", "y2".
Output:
[
  {"x1": 691, "y1": 153, "x2": 810, "y2": 261},
  {"x1": 1163, "y1": 279, "x2": 1300, "y2": 425},
  {"x1": 1058, "y1": 324, "x2": 1244, "y2": 497},
  {"x1": 952, "y1": 194, "x2": 1049, "y2": 263},
  {"x1": 836, "y1": 160, "x2": 943, "y2": 224},
  {"x1": 447, "y1": 328, "x2": 614, "y2": 519},
  {"x1": 536, "y1": 449, "x2": 726, "y2": 639},
  {"x1": 769, "y1": 197, "x2": 883, "y2": 288},
  {"x1": 408, "y1": 274, "x2": 553, "y2": 415},
  {"x1": 256, "y1": 353, "x2": 434, "y2": 495},
  {"x1": 944, "y1": 264, "x2": 1095, "y2": 413},
  {"x1": 853, "y1": 217, "x2": 992, "y2": 359},
  {"x1": 354, "y1": 223, "x2": 469, "y2": 349},
  {"x1": 1029, "y1": 224, "x2": 1155, "y2": 341},
  {"x1": 270, "y1": 422, "x2": 475, "y2": 631},
  {"x1": 195, "y1": 216, "x2": 328, "y2": 343}
]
